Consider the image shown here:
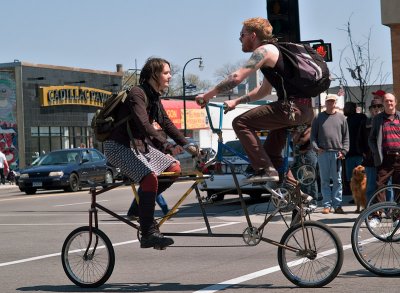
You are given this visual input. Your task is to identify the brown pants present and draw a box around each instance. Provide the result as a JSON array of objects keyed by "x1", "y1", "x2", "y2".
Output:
[
  {"x1": 375, "y1": 154, "x2": 400, "y2": 203},
  {"x1": 232, "y1": 100, "x2": 314, "y2": 171}
]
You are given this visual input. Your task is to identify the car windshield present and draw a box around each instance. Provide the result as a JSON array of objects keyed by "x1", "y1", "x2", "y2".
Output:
[
  {"x1": 38, "y1": 151, "x2": 81, "y2": 165},
  {"x1": 222, "y1": 141, "x2": 245, "y2": 157},
  {"x1": 222, "y1": 138, "x2": 266, "y2": 157}
]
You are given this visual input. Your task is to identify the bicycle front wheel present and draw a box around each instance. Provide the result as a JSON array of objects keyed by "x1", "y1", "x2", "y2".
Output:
[
  {"x1": 61, "y1": 226, "x2": 115, "y2": 288},
  {"x1": 278, "y1": 221, "x2": 343, "y2": 288},
  {"x1": 351, "y1": 202, "x2": 400, "y2": 276},
  {"x1": 367, "y1": 184, "x2": 400, "y2": 207}
]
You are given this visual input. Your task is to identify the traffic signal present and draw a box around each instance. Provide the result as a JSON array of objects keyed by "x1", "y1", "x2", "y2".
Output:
[
  {"x1": 312, "y1": 43, "x2": 333, "y2": 62},
  {"x1": 267, "y1": 0, "x2": 300, "y2": 42}
]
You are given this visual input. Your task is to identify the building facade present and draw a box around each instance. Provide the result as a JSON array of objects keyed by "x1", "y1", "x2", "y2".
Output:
[{"x1": 0, "y1": 61, "x2": 123, "y2": 169}]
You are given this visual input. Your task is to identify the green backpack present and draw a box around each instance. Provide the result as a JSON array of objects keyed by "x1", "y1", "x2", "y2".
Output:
[{"x1": 90, "y1": 87, "x2": 133, "y2": 142}]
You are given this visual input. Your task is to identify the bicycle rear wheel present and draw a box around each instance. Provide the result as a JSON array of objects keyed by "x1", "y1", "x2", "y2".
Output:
[
  {"x1": 278, "y1": 221, "x2": 343, "y2": 287},
  {"x1": 351, "y1": 202, "x2": 400, "y2": 276},
  {"x1": 367, "y1": 184, "x2": 400, "y2": 207},
  {"x1": 61, "y1": 226, "x2": 115, "y2": 288},
  {"x1": 295, "y1": 165, "x2": 316, "y2": 186}
]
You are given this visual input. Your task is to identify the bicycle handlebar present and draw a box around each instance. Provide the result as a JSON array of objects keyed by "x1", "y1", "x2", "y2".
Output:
[{"x1": 205, "y1": 102, "x2": 227, "y2": 133}]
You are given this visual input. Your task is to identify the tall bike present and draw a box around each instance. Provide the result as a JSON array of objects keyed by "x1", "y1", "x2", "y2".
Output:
[{"x1": 61, "y1": 102, "x2": 343, "y2": 288}]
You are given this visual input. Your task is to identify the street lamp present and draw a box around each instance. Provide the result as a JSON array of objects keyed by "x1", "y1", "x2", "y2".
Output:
[{"x1": 182, "y1": 57, "x2": 204, "y2": 137}]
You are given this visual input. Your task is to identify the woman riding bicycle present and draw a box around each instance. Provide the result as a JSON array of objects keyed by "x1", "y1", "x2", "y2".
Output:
[{"x1": 104, "y1": 57, "x2": 196, "y2": 250}]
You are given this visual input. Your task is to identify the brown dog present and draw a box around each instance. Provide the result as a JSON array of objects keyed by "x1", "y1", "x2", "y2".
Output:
[{"x1": 350, "y1": 165, "x2": 367, "y2": 213}]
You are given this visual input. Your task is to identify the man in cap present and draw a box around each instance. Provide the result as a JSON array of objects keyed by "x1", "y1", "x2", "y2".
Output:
[
  {"x1": 372, "y1": 89, "x2": 386, "y2": 100},
  {"x1": 311, "y1": 94, "x2": 349, "y2": 214}
]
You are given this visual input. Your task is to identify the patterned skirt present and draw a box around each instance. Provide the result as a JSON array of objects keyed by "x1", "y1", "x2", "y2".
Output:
[{"x1": 104, "y1": 140, "x2": 176, "y2": 183}]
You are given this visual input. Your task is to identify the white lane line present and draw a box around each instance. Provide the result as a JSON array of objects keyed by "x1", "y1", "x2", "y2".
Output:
[
  {"x1": 54, "y1": 200, "x2": 109, "y2": 207},
  {"x1": 0, "y1": 222, "x2": 239, "y2": 267},
  {"x1": 0, "y1": 221, "x2": 231, "y2": 226},
  {"x1": 194, "y1": 243, "x2": 353, "y2": 293}
]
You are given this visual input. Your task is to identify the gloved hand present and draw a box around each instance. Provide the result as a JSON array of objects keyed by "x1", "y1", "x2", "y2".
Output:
[
  {"x1": 184, "y1": 143, "x2": 199, "y2": 157},
  {"x1": 165, "y1": 144, "x2": 184, "y2": 156}
]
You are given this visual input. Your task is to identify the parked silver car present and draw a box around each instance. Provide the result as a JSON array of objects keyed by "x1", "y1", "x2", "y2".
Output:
[{"x1": 199, "y1": 138, "x2": 271, "y2": 201}]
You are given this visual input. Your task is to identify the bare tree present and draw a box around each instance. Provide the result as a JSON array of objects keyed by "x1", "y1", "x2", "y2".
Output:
[
  {"x1": 214, "y1": 60, "x2": 246, "y2": 82},
  {"x1": 334, "y1": 16, "x2": 390, "y2": 112}
]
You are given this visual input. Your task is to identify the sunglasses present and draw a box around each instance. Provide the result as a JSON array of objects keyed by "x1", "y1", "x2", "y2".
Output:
[
  {"x1": 239, "y1": 32, "x2": 250, "y2": 39},
  {"x1": 370, "y1": 105, "x2": 383, "y2": 109}
]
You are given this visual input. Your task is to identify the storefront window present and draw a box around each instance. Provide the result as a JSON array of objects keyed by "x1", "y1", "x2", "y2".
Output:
[
  {"x1": 62, "y1": 127, "x2": 70, "y2": 149},
  {"x1": 30, "y1": 126, "x2": 91, "y2": 156},
  {"x1": 50, "y1": 127, "x2": 61, "y2": 150}
]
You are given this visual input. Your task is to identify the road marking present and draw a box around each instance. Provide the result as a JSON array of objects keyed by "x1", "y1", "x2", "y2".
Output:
[
  {"x1": 0, "y1": 181, "x2": 194, "y2": 202},
  {"x1": 0, "y1": 192, "x2": 91, "y2": 202},
  {"x1": 0, "y1": 221, "x2": 230, "y2": 226},
  {"x1": 194, "y1": 243, "x2": 353, "y2": 293},
  {"x1": 0, "y1": 222, "x2": 239, "y2": 267},
  {"x1": 54, "y1": 200, "x2": 109, "y2": 207}
]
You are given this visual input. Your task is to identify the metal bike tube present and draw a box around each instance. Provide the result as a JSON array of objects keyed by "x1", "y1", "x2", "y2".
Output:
[
  {"x1": 228, "y1": 162, "x2": 253, "y2": 227},
  {"x1": 85, "y1": 187, "x2": 98, "y2": 257},
  {"x1": 194, "y1": 184, "x2": 213, "y2": 233},
  {"x1": 158, "y1": 179, "x2": 203, "y2": 227},
  {"x1": 95, "y1": 204, "x2": 140, "y2": 229}
]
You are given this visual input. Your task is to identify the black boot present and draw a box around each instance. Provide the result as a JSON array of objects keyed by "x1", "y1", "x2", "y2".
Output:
[
  {"x1": 138, "y1": 190, "x2": 174, "y2": 249},
  {"x1": 141, "y1": 231, "x2": 174, "y2": 249}
]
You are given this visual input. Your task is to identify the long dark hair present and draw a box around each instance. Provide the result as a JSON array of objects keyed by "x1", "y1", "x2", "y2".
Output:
[{"x1": 139, "y1": 57, "x2": 170, "y2": 88}]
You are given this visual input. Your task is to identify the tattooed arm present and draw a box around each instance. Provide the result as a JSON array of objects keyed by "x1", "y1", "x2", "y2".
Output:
[
  {"x1": 223, "y1": 77, "x2": 273, "y2": 112},
  {"x1": 195, "y1": 44, "x2": 276, "y2": 107}
]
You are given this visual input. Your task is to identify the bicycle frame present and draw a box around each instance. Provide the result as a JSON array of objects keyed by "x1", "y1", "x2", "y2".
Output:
[{"x1": 85, "y1": 171, "x2": 310, "y2": 252}]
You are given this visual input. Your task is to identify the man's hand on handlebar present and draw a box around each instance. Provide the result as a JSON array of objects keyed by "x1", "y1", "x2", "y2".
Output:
[
  {"x1": 223, "y1": 100, "x2": 237, "y2": 114},
  {"x1": 195, "y1": 94, "x2": 211, "y2": 108}
]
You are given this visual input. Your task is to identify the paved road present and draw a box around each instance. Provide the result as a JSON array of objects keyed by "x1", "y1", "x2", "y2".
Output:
[{"x1": 0, "y1": 183, "x2": 398, "y2": 293}]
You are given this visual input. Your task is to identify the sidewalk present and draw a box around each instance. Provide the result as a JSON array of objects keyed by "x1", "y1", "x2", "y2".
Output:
[
  {"x1": 0, "y1": 183, "x2": 19, "y2": 191},
  {"x1": 219, "y1": 194, "x2": 360, "y2": 227}
]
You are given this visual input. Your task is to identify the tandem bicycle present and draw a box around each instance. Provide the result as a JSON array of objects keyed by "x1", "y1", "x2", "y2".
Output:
[{"x1": 61, "y1": 103, "x2": 343, "y2": 288}]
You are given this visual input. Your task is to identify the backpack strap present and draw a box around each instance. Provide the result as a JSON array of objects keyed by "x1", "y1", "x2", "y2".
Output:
[{"x1": 124, "y1": 85, "x2": 150, "y2": 155}]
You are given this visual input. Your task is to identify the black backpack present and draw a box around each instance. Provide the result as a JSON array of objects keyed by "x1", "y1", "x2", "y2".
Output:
[
  {"x1": 91, "y1": 86, "x2": 147, "y2": 142},
  {"x1": 276, "y1": 42, "x2": 331, "y2": 97}
]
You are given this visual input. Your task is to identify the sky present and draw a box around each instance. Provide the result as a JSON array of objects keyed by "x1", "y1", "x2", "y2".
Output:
[{"x1": 0, "y1": 0, "x2": 393, "y2": 87}]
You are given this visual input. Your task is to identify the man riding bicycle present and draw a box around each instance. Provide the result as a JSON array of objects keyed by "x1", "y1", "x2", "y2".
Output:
[{"x1": 195, "y1": 17, "x2": 315, "y2": 184}]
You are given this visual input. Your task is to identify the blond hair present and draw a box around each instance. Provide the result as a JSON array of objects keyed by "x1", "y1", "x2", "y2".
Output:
[{"x1": 243, "y1": 17, "x2": 275, "y2": 43}]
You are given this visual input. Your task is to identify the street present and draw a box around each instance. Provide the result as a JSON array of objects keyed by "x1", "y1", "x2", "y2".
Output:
[{"x1": 0, "y1": 182, "x2": 398, "y2": 293}]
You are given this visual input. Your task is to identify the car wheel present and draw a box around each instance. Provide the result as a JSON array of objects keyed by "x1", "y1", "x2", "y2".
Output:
[
  {"x1": 207, "y1": 190, "x2": 225, "y2": 201},
  {"x1": 248, "y1": 191, "x2": 262, "y2": 200},
  {"x1": 103, "y1": 170, "x2": 114, "y2": 188},
  {"x1": 67, "y1": 173, "x2": 80, "y2": 192},
  {"x1": 25, "y1": 188, "x2": 37, "y2": 195}
]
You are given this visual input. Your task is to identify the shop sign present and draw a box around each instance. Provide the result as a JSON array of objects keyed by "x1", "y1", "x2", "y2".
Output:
[
  {"x1": 184, "y1": 109, "x2": 207, "y2": 129},
  {"x1": 39, "y1": 86, "x2": 112, "y2": 107}
]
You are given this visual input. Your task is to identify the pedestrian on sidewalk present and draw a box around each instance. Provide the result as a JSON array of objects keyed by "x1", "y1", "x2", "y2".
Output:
[
  {"x1": 369, "y1": 92, "x2": 400, "y2": 204},
  {"x1": 0, "y1": 150, "x2": 9, "y2": 185},
  {"x1": 292, "y1": 126, "x2": 319, "y2": 201},
  {"x1": 360, "y1": 96, "x2": 384, "y2": 202},
  {"x1": 343, "y1": 101, "x2": 367, "y2": 201},
  {"x1": 311, "y1": 94, "x2": 349, "y2": 214}
]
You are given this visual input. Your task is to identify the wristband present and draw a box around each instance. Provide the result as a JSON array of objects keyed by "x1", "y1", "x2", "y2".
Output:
[{"x1": 239, "y1": 95, "x2": 251, "y2": 104}]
